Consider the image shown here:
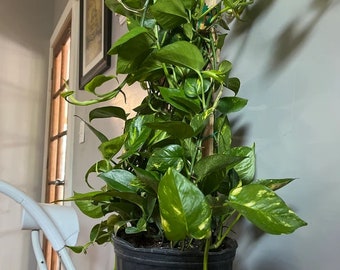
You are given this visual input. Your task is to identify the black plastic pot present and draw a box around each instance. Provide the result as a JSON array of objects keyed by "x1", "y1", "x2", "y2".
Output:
[{"x1": 113, "y1": 237, "x2": 237, "y2": 270}]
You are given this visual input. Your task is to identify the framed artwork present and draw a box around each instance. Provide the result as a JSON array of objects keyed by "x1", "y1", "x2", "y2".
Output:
[{"x1": 79, "y1": 0, "x2": 112, "y2": 89}]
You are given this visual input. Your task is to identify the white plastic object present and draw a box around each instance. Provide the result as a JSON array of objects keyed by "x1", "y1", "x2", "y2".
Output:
[
  {"x1": 22, "y1": 203, "x2": 79, "y2": 246},
  {"x1": 31, "y1": 230, "x2": 48, "y2": 270},
  {"x1": 0, "y1": 180, "x2": 77, "y2": 270}
]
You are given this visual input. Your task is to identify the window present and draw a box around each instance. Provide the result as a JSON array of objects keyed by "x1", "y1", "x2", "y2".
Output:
[{"x1": 43, "y1": 21, "x2": 71, "y2": 270}]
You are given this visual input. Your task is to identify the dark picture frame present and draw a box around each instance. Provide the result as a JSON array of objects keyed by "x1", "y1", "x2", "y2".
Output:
[{"x1": 79, "y1": 0, "x2": 112, "y2": 89}]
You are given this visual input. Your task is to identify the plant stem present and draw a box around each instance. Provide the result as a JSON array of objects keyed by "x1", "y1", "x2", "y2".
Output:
[
  {"x1": 140, "y1": 0, "x2": 150, "y2": 26},
  {"x1": 154, "y1": 26, "x2": 175, "y2": 88},
  {"x1": 211, "y1": 213, "x2": 242, "y2": 249},
  {"x1": 189, "y1": 139, "x2": 201, "y2": 179},
  {"x1": 203, "y1": 237, "x2": 211, "y2": 270}
]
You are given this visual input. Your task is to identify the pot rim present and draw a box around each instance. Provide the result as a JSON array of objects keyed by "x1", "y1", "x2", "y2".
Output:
[{"x1": 113, "y1": 236, "x2": 238, "y2": 256}]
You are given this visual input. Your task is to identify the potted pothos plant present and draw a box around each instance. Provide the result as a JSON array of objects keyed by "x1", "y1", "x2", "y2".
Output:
[{"x1": 62, "y1": 0, "x2": 307, "y2": 269}]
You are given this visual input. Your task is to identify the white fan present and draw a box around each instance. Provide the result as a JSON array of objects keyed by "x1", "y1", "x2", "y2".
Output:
[{"x1": 0, "y1": 180, "x2": 79, "y2": 270}]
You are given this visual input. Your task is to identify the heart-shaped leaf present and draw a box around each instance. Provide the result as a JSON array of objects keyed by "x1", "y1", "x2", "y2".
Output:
[
  {"x1": 150, "y1": 0, "x2": 188, "y2": 30},
  {"x1": 217, "y1": 97, "x2": 248, "y2": 114},
  {"x1": 154, "y1": 41, "x2": 204, "y2": 71},
  {"x1": 146, "y1": 144, "x2": 184, "y2": 172},
  {"x1": 253, "y1": 178, "x2": 295, "y2": 191},
  {"x1": 146, "y1": 121, "x2": 195, "y2": 139},
  {"x1": 99, "y1": 169, "x2": 137, "y2": 192},
  {"x1": 159, "y1": 86, "x2": 201, "y2": 113},
  {"x1": 194, "y1": 154, "x2": 244, "y2": 180},
  {"x1": 98, "y1": 134, "x2": 127, "y2": 160},
  {"x1": 89, "y1": 106, "x2": 127, "y2": 121},
  {"x1": 158, "y1": 168, "x2": 211, "y2": 240},
  {"x1": 230, "y1": 145, "x2": 255, "y2": 184},
  {"x1": 228, "y1": 184, "x2": 307, "y2": 234}
]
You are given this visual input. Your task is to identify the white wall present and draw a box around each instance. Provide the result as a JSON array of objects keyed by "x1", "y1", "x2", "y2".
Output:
[
  {"x1": 0, "y1": 0, "x2": 54, "y2": 269},
  {"x1": 222, "y1": 1, "x2": 340, "y2": 269}
]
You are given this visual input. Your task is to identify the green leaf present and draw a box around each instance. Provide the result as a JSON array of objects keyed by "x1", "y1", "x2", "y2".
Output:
[
  {"x1": 219, "y1": 60, "x2": 232, "y2": 73},
  {"x1": 98, "y1": 134, "x2": 127, "y2": 160},
  {"x1": 84, "y1": 75, "x2": 116, "y2": 95},
  {"x1": 154, "y1": 41, "x2": 204, "y2": 71},
  {"x1": 62, "y1": 88, "x2": 120, "y2": 106},
  {"x1": 84, "y1": 160, "x2": 112, "y2": 188},
  {"x1": 150, "y1": 0, "x2": 188, "y2": 30},
  {"x1": 230, "y1": 145, "x2": 255, "y2": 184},
  {"x1": 75, "y1": 200, "x2": 104, "y2": 218},
  {"x1": 99, "y1": 169, "x2": 138, "y2": 192},
  {"x1": 182, "y1": 77, "x2": 211, "y2": 98},
  {"x1": 108, "y1": 26, "x2": 149, "y2": 55},
  {"x1": 90, "y1": 224, "x2": 102, "y2": 241},
  {"x1": 190, "y1": 107, "x2": 214, "y2": 134},
  {"x1": 125, "y1": 217, "x2": 147, "y2": 234},
  {"x1": 194, "y1": 154, "x2": 244, "y2": 180},
  {"x1": 105, "y1": 190, "x2": 147, "y2": 212},
  {"x1": 253, "y1": 178, "x2": 295, "y2": 191},
  {"x1": 108, "y1": 26, "x2": 154, "y2": 74},
  {"x1": 216, "y1": 115, "x2": 231, "y2": 154},
  {"x1": 67, "y1": 190, "x2": 107, "y2": 201},
  {"x1": 106, "y1": 202, "x2": 136, "y2": 221},
  {"x1": 217, "y1": 168, "x2": 239, "y2": 195},
  {"x1": 90, "y1": 223, "x2": 113, "y2": 245},
  {"x1": 228, "y1": 184, "x2": 307, "y2": 234},
  {"x1": 217, "y1": 96, "x2": 248, "y2": 114},
  {"x1": 202, "y1": 61, "x2": 232, "y2": 84},
  {"x1": 199, "y1": 169, "x2": 228, "y2": 195},
  {"x1": 145, "y1": 121, "x2": 195, "y2": 139},
  {"x1": 75, "y1": 116, "x2": 108, "y2": 143},
  {"x1": 158, "y1": 168, "x2": 211, "y2": 240},
  {"x1": 66, "y1": 245, "x2": 86, "y2": 254},
  {"x1": 89, "y1": 106, "x2": 127, "y2": 121},
  {"x1": 144, "y1": 129, "x2": 170, "y2": 148},
  {"x1": 121, "y1": 115, "x2": 153, "y2": 159},
  {"x1": 71, "y1": 192, "x2": 105, "y2": 218},
  {"x1": 182, "y1": 0, "x2": 198, "y2": 10},
  {"x1": 159, "y1": 86, "x2": 201, "y2": 114},
  {"x1": 133, "y1": 166, "x2": 160, "y2": 193},
  {"x1": 146, "y1": 144, "x2": 184, "y2": 173},
  {"x1": 206, "y1": 194, "x2": 232, "y2": 217},
  {"x1": 226, "y1": 77, "x2": 240, "y2": 95},
  {"x1": 126, "y1": 57, "x2": 163, "y2": 84},
  {"x1": 105, "y1": 0, "x2": 144, "y2": 18},
  {"x1": 183, "y1": 23, "x2": 193, "y2": 40},
  {"x1": 217, "y1": 33, "x2": 228, "y2": 49}
]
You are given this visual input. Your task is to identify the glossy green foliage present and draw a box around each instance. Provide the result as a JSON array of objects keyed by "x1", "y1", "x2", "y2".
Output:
[
  {"x1": 228, "y1": 184, "x2": 307, "y2": 234},
  {"x1": 150, "y1": 0, "x2": 188, "y2": 30},
  {"x1": 154, "y1": 41, "x2": 205, "y2": 72},
  {"x1": 63, "y1": 0, "x2": 307, "y2": 261},
  {"x1": 146, "y1": 144, "x2": 184, "y2": 172},
  {"x1": 158, "y1": 168, "x2": 211, "y2": 240}
]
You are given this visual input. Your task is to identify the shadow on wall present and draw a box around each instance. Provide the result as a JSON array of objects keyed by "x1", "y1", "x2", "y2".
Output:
[
  {"x1": 225, "y1": 0, "x2": 335, "y2": 86},
  {"x1": 233, "y1": 219, "x2": 301, "y2": 270},
  {"x1": 233, "y1": 219, "x2": 265, "y2": 270},
  {"x1": 231, "y1": 0, "x2": 276, "y2": 35},
  {"x1": 266, "y1": 0, "x2": 335, "y2": 75},
  {"x1": 229, "y1": 116, "x2": 250, "y2": 147},
  {"x1": 225, "y1": 0, "x2": 276, "y2": 59}
]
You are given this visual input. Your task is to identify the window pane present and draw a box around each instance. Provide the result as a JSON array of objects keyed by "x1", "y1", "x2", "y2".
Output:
[
  {"x1": 58, "y1": 95, "x2": 68, "y2": 133},
  {"x1": 61, "y1": 38, "x2": 71, "y2": 82},
  {"x1": 50, "y1": 97, "x2": 60, "y2": 137},
  {"x1": 56, "y1": 135, "x2": 67, "y2": 181},
  {"x1": 48, "y1": 139, "x2": 58, "y2": 182},
  {"x1": 53, "y1": 52, "x2": 62, "y2": 92}
]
